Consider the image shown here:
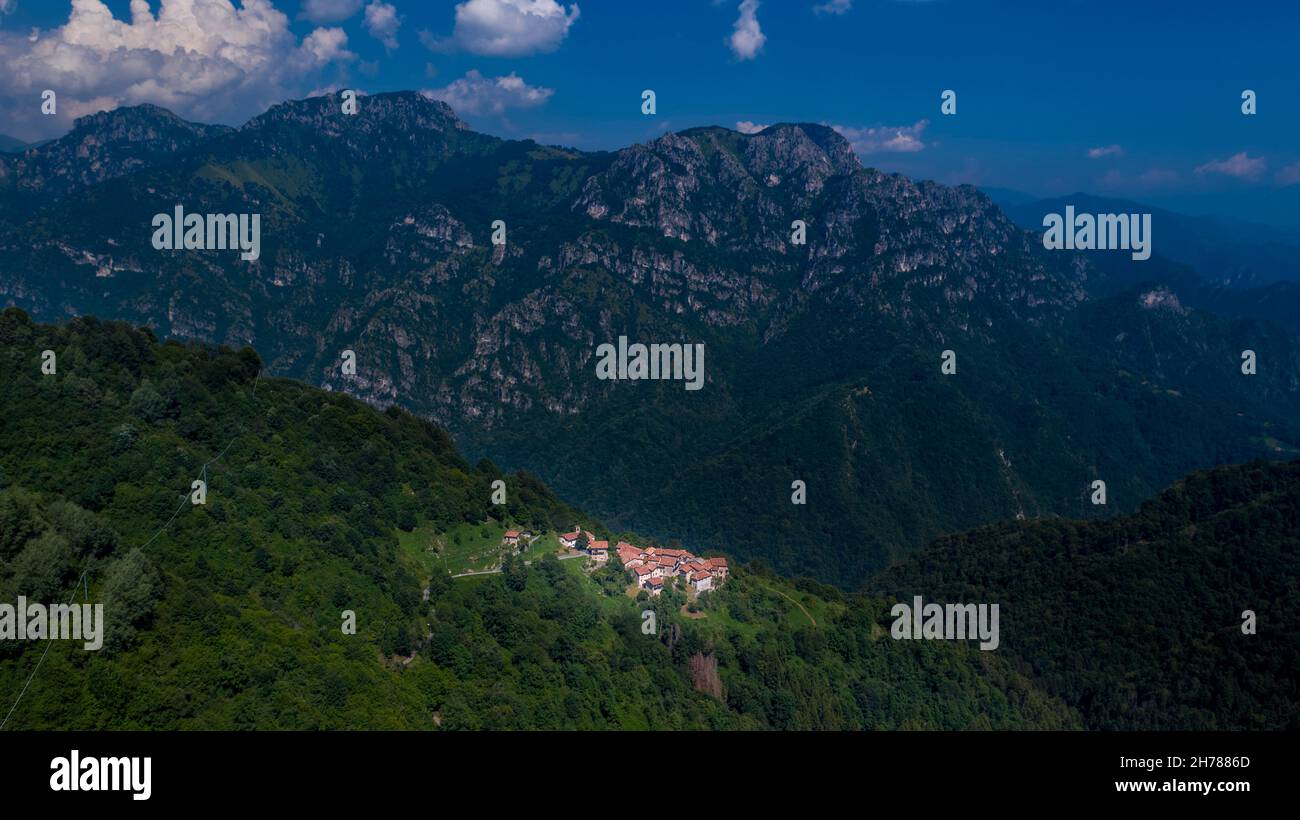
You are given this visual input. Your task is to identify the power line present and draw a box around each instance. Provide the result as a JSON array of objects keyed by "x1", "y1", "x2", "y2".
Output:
[{"x1": 0, "y1": 372, "x2": 265, "y2": 731}]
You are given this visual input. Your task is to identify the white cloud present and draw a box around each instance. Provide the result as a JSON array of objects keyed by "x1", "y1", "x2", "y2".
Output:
[
  {"x1": 1194, "y1": 152, "x2": 1266, "y2": 181},
  {"x1": 814, "y1": 0, "x2": 852, "y2": 15},
  {"x1": 0, "y1": 0, "x2": 358, "y2": 139},
  {"x1": 0, "y1": 0, "x2": 17, "y2": 19},
  {"x1": 831, "y1": 120, "x2": 929, "y2": 154},
  {"x1": 363, "y1": 1, "x2": 401, "y2": 50},
  {"x1": 735, "y1": 120, "x2": 768, "y2": 134},
  {"x1": 299, "y1": 0, "x2": 364, "y2": 24},
  {"x1": 1274, "y1": 161, "x2": 1300, "y2": 186},
  {"x1": 422, "y1": 69, "x2": 553, "y2": 116},
  {"x1": 301, "y1": 27, "x2": 356, "y2": 65},
  {"x1": 424, "y1": 0, "x2": 579, "y2": 57},
  {"x1": 306, "y1": 83, "x2": 355, "y2": 98},
  {"x1": 729, "y1": 0, "x2": 765, "y2": 61},
  {"x1": 1086, "y1": 144, "x2": 1123, "y2": 159}
]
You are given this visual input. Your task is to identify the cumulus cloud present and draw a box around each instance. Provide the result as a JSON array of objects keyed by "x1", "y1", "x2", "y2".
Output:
[
  {"x1": 1086, "y1": 144, "x2": 1123, "y2": 159},
  {"x1": 423, "y1": 0, "x2": 579, "y2": 57},
  {"x1": 0, "y1": 0, "x2": 17, "y2": 19},
  {"x1": 299, "y1": 0, "x2": 364, "y2": 24},
  {"x1": 301, "y1": 27, "x2": 356, "y2": 65},
  {"x1": 814, "y1": 0, "x2": 852, "y2": 15},
  {"x1": 0, "y1": 0, "x2": 358, "y2": 139},
  {"x1": 1195, "y1": 152, "x2": 1266, "y2": 181},
  {"x1": 363, "y1": 1, "x2": 401, "y2": 50},
  {"x1": 831, "y1": 120, "x2": 929, "y2": 154},
  {"x1": 735, "y1": 120, "x2": 769, "y2": 134},
  {"x1": 729, "y1": 0, "x2": 765, "y2": 61},
  {"x1": 422, "y1": 69, "x2": 553, "y2": 116}
]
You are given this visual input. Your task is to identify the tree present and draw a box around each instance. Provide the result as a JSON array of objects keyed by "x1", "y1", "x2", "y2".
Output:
[
  {"x1": 47, "y1": 500, "x2": 118, "y2": 558},
  {"x1": 128, "y1": 381, "x2": 167, "y2": 422},
  {"x1": 502, "y1": 553, "x2": 527, "y2": 592},
  {"x1": 10, "y1": 530, "x2": 75, "y2": 601},
  {"x1": 100, "y1": 548, "x2": 163, "y2": 653},
  {"x1": 0, "y1": 488, "x2": 43, "y2": 560}
]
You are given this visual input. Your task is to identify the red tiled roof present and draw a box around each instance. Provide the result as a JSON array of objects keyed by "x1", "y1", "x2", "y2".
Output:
[
  {"x1": 691, "y1": 570, "x2": 712, "y2": 581},
  {"x1": 504, "y1": 530, "x2": 520, "y2": 538},
  {"x1": 706, "y1": 557, "x2": 728, "y2": 568},
  {"x1": 561, "y1": 531, "x2": 579, "y2": 540},
  {"x1": 647, "y1": 577, "x2": 664, "y2": 587},
  {"x1": 589, "y1": 540, "x2": 609, "y2": 550},
  {"x1": 633, "y1": 566, "x2": 653, "y2": 576}
]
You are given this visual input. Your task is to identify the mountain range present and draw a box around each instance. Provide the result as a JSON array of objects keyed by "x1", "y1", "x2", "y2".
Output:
[
  {"x1": 2, "y1": 91, "x2": 1298, "y2": 588},
  {"x1": 995, "y1": 191, "x2": 1300, "y2": 337},
  {"x1": 995, "y1": 191, "x2": 1300, "y2": 290}
]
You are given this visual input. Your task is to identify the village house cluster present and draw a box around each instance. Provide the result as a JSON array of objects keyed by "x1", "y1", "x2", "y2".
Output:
[
  {"x1": 502, "y1": 529, "x2": 531, "y2": 546},
  {"x1": 557, "y1": 530, "x2": 728, "y2": 596}
]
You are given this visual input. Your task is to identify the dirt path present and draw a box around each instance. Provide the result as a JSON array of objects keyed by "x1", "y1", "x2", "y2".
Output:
[
  {"x1": 451, "y1": 550, "x2": 586, "y2": 578},
  {"x1": 762, "y1": 584, "x2": 816, "y2": 626}
]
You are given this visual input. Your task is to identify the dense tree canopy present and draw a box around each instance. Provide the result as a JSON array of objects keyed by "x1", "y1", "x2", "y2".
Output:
[{"x1": 0, "y1": 310, "x2": 1077, "y2": 729}]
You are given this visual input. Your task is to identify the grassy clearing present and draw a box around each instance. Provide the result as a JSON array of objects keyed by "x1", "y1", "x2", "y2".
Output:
[
  {"x1": 395, "y1": 523, "x2": 441, "y2": 577},
  {"x1": 396, "y1": 520, "x2": 528, "y2": 576},
  {"x1": 401, "y1": 522, "x2": 584, "y2": 579}
]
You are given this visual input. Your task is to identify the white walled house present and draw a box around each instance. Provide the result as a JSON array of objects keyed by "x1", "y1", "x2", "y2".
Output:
[{"x1": 604, "y1": 539, "x2": 729, "y2": 593}]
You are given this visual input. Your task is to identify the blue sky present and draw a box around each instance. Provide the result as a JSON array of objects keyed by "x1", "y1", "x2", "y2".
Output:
[{"x1": 2, "y1": 1, "x2": 1298, "y2": 222}]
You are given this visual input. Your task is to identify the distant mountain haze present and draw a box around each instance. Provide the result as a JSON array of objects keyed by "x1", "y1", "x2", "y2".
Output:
[
  {"x1": 996, "y1": 192, "x2": 1300, "y2": 336},
  {"x1": 999, "y1": 192, "x2": 1300, "y2": 289}
]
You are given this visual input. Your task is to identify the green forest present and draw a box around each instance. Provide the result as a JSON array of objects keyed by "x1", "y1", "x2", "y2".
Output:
[
  {"x1": 872, "y1": 459, "x2": 1300, "y2": 730},
  {"x1": 0, "y1": 310, "x2": 1076, "y2": 729},
  {"x1": 2, "y1": 310, "x2": 1295, "y2": 729}
]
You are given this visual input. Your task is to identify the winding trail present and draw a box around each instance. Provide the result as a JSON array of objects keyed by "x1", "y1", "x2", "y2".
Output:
[{"x1": 761, "y1": 583, "x2": 816, "y2": 626}]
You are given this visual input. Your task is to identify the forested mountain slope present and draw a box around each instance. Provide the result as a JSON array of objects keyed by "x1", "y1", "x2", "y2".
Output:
[
  {"x1": 0, "y1": 311, "x2": 1074, "y2": 729},
  {"x1": 872, "y1": 459, "x2": 1300, "y2": 730}
]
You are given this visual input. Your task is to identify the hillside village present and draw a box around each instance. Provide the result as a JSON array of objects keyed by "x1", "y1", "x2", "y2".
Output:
[{"x1": 502, "y1": 528, "x2": 729, "y2": 596}]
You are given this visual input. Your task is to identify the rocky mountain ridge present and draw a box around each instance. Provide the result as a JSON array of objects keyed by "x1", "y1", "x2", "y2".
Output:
[{"x1": 1, "y1": 91, "x2": 1297, "y2": 586}]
